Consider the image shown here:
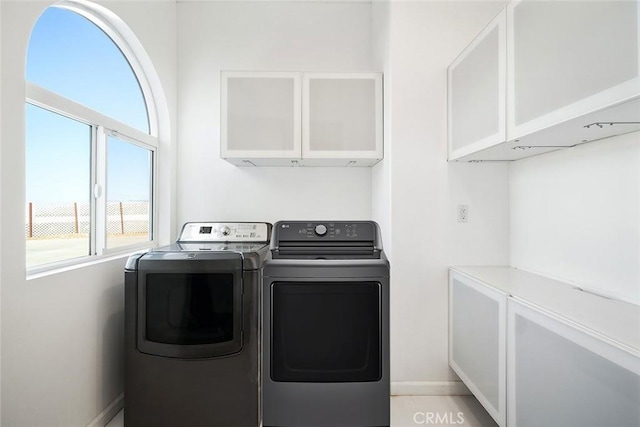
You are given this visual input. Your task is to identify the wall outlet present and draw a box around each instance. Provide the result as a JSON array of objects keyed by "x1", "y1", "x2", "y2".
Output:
[{"x1": 457, "y1": 205, "x2": 469, "y2": 223}]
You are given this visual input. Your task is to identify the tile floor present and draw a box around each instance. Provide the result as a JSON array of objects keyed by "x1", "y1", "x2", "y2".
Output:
[{"x1": 107, "y1": 395, "x2": 497, "y2": 427}]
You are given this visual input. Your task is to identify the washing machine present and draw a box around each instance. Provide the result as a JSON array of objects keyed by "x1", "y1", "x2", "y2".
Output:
[
  {"x1": 124, "y1": 222, "x2": 271, "y2": 426},
  {"x1": 262, "y1": 220, "x2": 390, "y2": 427}
]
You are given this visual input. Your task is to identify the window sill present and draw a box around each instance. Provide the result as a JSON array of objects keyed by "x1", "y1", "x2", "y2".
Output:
[{"x1": 26, "y1": 243, "x2": 155, "y2": 281}]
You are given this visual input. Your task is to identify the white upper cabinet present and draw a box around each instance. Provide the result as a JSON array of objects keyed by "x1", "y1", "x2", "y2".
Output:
[
  {"x1": 221, "y1": 71, "x2": 383, "y2": 167},
  {"x1": 221, "y1": 71, "x2": 301, "y2": 166},
  {"x1": 448, "y1": 9, "x2": 506, "y2": 160},
  {"x1": 449, "y1": 0, "x2": 640, "y2": 161},
  {"x1": 303, "y1": 73, "x2": 383, "y2": 166},
  {"x1": 508, "y1": 0, "x2": 639, "y2": 137}
]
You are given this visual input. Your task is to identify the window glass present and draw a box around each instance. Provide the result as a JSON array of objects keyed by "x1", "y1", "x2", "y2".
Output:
[
  {"x1": 26, "y1": 7, "x2": 149, "y2": 133},
  {"x1": 106, "y1": 136, "x2": 152, "y2": 249},
  {"x1": 25, "y1": 103, "x2": 91, "y2": 268}
]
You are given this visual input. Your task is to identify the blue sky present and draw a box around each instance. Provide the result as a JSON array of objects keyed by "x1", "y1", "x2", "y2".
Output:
[{"x1": 26, "y1": 7, "x2": 150, "y2": 203}]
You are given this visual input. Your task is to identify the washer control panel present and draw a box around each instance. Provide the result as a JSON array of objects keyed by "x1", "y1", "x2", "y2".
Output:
[
  {"x1": 179, "y1": 222, "x2": 271, "y2": 242},
  {"x1": 276, "y1": 221, "x2": 375, "y2": 242}
]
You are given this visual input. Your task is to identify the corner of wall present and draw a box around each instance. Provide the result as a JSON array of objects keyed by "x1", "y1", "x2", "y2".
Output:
[
  {"x1": 370, "y1": 0, "x2": 392, "y2": 259},
  {"x1": 0, "y1": 0, "x2": 4, "y2": 421}
]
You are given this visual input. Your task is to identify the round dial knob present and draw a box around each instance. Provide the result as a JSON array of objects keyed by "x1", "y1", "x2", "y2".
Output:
[
  {"x1": 220, "y1": 226, "x2": 231, "y2": 236},
  {"x1": 314, "y1": 224, "x2": 328, "y2": 236}
]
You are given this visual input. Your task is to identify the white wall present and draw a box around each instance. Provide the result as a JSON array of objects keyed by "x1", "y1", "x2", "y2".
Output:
[
  {"x1": 510, "y1": 132, "x2": 640, "y2": 302},
  {"x1": 0, "y1": 1, "x2": 3, "y2": 421},
  {"x1": 371, "y1": 0, "x2": 392, "y2": 259},
  {"x1": 382, "y1": 1, "x2": 509, "y2": 388},
  {"x1": 0, "y1": 1, "x2": 176, "y2": 425},
  {"x1": 176, "y1": 1, "x2": 373, "y2": 225}
]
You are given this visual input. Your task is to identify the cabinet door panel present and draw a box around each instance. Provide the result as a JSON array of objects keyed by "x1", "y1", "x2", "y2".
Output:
[
  {"x1": 449, "y1": 272, "x2": 506, "y2": 426},
  {"x1": 508, "y1": 299, "x2": 640, "y2": 427},
  {"x1": 221, "y1": 71, "x2": 301, "y2": 160},
  {"x1": 509, "y1": 0, "x2": 639, "y2": 132},
  {"x1": 227, "y1": 78, "x2": 295, "y2": 151},
  {"x1": 303, "y1": 73, "x2": 383, "y2": 160},
  {"x1": 448, "y1": 9, "x2": 506, "y2": 160},
  {"x1": 450, "y1": 26, "x2": 500, "y2": 150},
  {"x1": 308, "y1": 79, "x2": 375, "y2": 151}
]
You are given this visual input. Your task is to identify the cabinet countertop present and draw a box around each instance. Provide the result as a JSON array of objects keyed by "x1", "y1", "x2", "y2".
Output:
[{"x1": 450, "y1": 266, "x2": 640, "y2": 355}]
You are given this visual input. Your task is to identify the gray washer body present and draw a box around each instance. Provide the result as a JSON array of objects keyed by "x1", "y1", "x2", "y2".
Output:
[{"x1": 262, "y1": 222, "x2": 390, "y2": 427}]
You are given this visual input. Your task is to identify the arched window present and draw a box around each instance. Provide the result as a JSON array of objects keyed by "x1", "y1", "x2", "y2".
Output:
[{"x1": 25, "y1": 2, "x2": 158, "y2": 271}]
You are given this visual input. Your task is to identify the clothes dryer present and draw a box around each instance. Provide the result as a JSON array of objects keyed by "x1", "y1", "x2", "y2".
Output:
[
  {"x1": 124, "y1": 222, "x2": 271, "y2": 426},
  {"x1": 262, "y1": 221, "x2": 390, "y2": 427}
]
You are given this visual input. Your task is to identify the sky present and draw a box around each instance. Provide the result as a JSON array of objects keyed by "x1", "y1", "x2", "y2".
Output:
[{"x1": 26, "y1": 7, "x2": 151, "y2": 204}]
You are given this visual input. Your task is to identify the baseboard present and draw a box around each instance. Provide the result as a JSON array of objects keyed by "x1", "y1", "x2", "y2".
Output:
[
  {"x1": 87, "y1": 392, "x2": 124, "y2": 427},
  {"x1": 391, "y1": 381, "x2": 471, "y2": 396}
]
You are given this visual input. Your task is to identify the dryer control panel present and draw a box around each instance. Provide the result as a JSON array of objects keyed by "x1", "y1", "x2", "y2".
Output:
[
  {"x1": 178, "y1": 222, "x2": 271, "y2": 243},
  {"x1": 275, "y1": 221, "x2": 376, "y2": 242},
  {"x1": 271, "y1": 221, "x2": 382, "y2": 259}
]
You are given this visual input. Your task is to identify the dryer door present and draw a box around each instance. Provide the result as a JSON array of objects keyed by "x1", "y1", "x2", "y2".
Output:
[
  {"x1": 136, "y1": 252, "x2": 244, "y2": 358},
  {"x1": 271, "y1": 281, "x2": 381, "y2": 382}
]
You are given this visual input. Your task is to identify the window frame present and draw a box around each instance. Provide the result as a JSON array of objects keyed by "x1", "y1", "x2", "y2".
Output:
[
  {"x1": 26, "y1": 84, "x2": 158, "y2": 274},
  {"x1": 23, "y1": 1, "x2": 166, "y2": 276}
]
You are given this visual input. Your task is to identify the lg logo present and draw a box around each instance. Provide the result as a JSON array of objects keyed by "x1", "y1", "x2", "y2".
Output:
[{"x1": 413, "y1": 412, "x2": 464, "y2": 425}]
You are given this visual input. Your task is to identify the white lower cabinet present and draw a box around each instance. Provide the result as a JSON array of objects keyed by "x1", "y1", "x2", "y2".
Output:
[
  {"x1": 449, "y1": 267, "x2": 640, "y2": 427},
  {"x1": 449, "y1": 271, "x2": 506, "y2": 426},
  {"x1": 508, "y1": 299, "x2": 640, "y2": 427}
]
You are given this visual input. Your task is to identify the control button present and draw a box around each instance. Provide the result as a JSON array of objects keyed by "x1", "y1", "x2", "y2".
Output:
[
  {"x1": 220, "y1": 226, "x2": 231, "y2": 236},
  {"x1": 315, "y1": 224, "x2": 328, "y2": 236}
]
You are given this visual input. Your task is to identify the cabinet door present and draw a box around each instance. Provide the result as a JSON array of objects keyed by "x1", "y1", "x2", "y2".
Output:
[
  {"x1": 508, "y1": 298, "x2": 640, "y2": 427},
  {"x1": 507, "y1": 0, "x2": 640, "y2": 138},
  {"x1": 302, "y1": 73, "x2": 383, "y2": 166},
  {"x1": 221, "y1": 71, "x2": 301, "y2": 163},
  {"x1": 448, "y1": 9, "x2": 506, "y2": 161},
  {"x1": 449, "y1": 271, "x2": 506, "y2": 426}
]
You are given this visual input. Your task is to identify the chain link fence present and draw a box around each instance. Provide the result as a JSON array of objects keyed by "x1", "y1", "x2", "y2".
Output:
[{"x1": 26, "y1": 201, "x2": 150, "y2": 238}]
